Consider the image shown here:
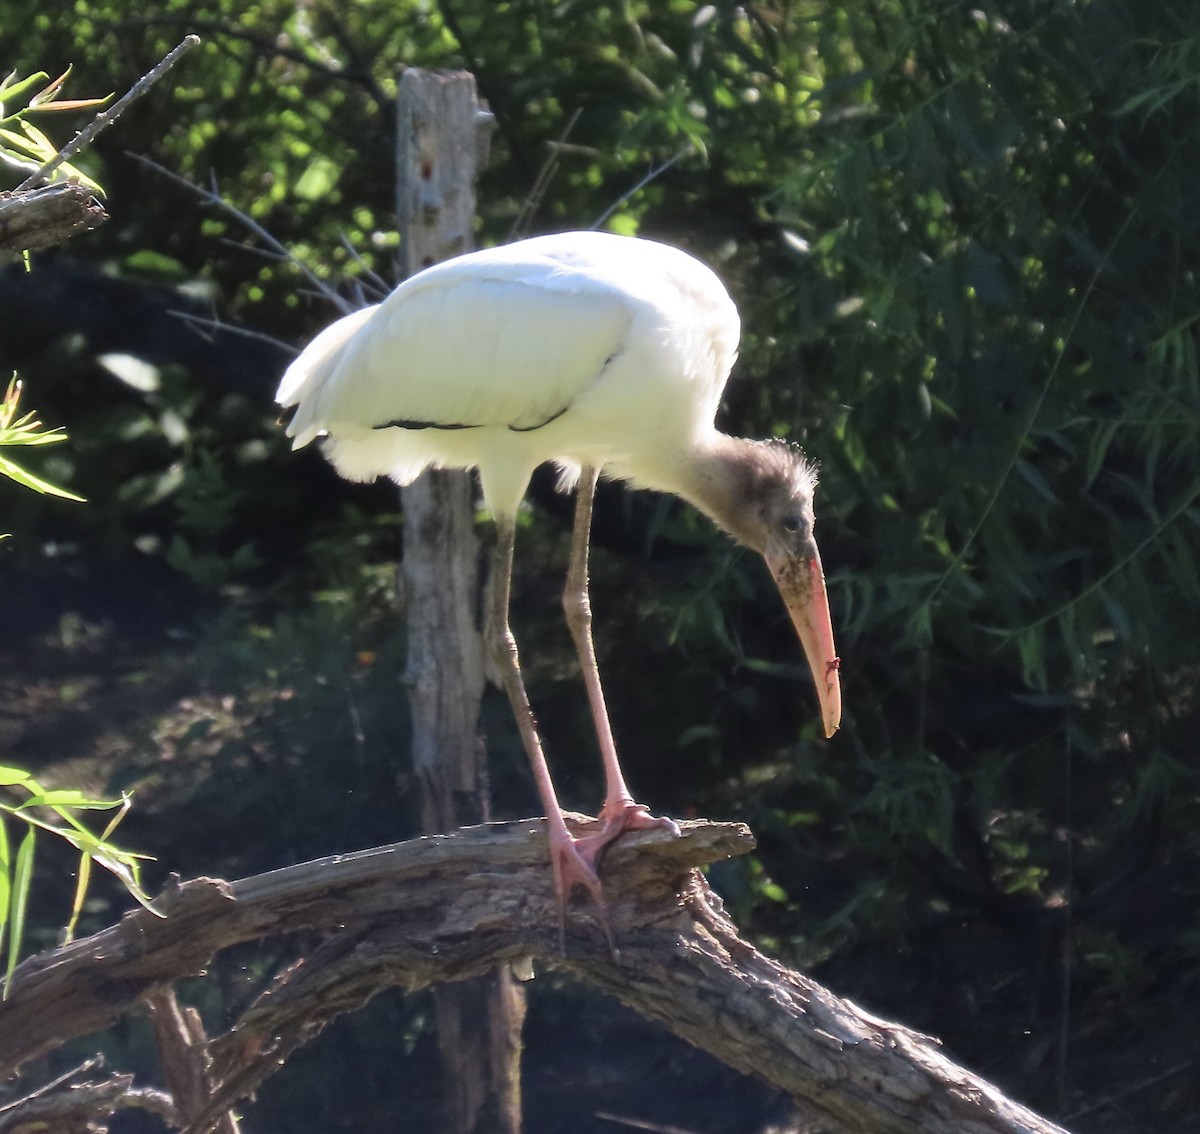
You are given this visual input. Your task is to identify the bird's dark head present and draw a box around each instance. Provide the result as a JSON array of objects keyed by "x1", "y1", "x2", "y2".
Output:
[
  {"x1": 701, "y1": 437, "x2": 841, "y2": 738},
  {"x1": 722, "y1": 438, "x2": 820, "y2": 560}
]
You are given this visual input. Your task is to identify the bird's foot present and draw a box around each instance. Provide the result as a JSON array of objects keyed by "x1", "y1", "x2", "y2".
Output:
[
  {"x1": 575, "y1": 798, "x2": 681, "y2": 873},
  {"x1": 547, "y1": 803, "x2": 679, "y2": 957},
  {"x1": 547, "y1": 824, "x2": 616, "y2": 956}
]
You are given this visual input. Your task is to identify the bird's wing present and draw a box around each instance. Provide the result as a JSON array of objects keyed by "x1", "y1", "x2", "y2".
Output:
[
  {"x1": 276, "y1": 305, "x2": 377, "y2": 429},
  {"x1": 281, "y1": 259, "x2": 634, "y2": 444}
]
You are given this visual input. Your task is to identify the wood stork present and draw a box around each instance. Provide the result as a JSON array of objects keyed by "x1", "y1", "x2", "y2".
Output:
[{"x1": 276, "y1": 230, "x2": 841, "y2": 924}]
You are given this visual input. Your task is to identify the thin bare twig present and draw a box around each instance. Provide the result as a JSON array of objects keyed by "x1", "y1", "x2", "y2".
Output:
[
  {"x1": 508, "y1": 107, "x2": 582, "y2": 241},
  {"x1": 337, "y1": 232, "x2": 392, "y2": 299},
  {"x1": 0, "y1": 1057, "x2": 104, "y2": 1111},
  {"x1": 103, "y1": 14, "x2": 388, "y2": 105},
  {"x1": 167, "y1": 309, "x2": 296, "y2": 355},
  {"x1": 595, "y1": 1111, "x2": 701, "y2": 1134},
  {"x1": 16, "y1": 36, "x2": 201, "y2": 193},
  {"x1": 127, "y1": 153, "x2": 352, "y2": 315},
  {"x1": 1066, "y1": 1059, "x2": 1194, "y2": 1123},
  {"x1": 591, "y1": 145, "x2": 696, "y2": 230}
]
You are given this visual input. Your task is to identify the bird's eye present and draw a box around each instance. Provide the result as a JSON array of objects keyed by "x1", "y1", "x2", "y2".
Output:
[{"x1": 781, "y1": 514, "x2": 807, "y2": 535}]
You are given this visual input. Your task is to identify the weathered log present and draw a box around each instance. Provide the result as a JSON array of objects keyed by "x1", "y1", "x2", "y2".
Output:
[{"x1": 0, "y1": 818, "x2": 1069, "y2": 1134}]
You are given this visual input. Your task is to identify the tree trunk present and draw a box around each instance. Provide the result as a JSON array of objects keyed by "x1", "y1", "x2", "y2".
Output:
[{"x1": 396, "y1": 68, "x2": 524, "y2": 1134}]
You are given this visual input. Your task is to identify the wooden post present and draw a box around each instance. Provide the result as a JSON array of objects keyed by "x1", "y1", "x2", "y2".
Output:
[{"x1": 395, "y1": 70, "x2": 526, "y2": 1134}]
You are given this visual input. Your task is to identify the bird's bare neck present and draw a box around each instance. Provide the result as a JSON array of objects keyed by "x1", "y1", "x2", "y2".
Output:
[{"x1": 668, "y1": 433, "x2": 767, "y2": 550}]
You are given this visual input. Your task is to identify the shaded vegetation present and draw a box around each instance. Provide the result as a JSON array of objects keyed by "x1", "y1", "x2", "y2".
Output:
[{"x1": 2, "y1": 1, "x2": 1198, "y2": 1131}]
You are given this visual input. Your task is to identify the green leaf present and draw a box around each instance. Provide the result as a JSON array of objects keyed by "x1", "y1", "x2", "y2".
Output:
[
  {"x1": 0, "y1": 452, "x2": 85, "y2": 500},
  {"x1": 293, "y1": 154, "x2": 341, "y2": 201},
  {"x1": 1085, "y1": 420, "x2": 1119, "y2": 488},
  {"x1": 0, "y1": 71, "x2": 50, "y2": 110},
  {"x1": 65, "y1": 850, "x2": 91, "y2": 945},
  {"x1": 0, "y1": 126, "x2": 47, "y2": 160},
  {"x1": 28, "y1": 66, "x2": 72, "y2": 107},
  {"x1": 53, "y1": 158, "x2": 106, "y2": 196},
  {"x1": 1014, "y1": 458, "x2": 1061, "y2": 505},
  {"x1": 4, "y1": 828, "x2": 34, "y2": 997},
  {"x1": 0, "y1": 766, "x2": 33, "y2": 787},
  {"x1": 0, "y1": 818, "x2": 9, "y2": 960},
  {"x1": 17, "y1": 118, "x2": 58, "y2": 159},
  {"x1": 17, "y1": 789, "x2": 123, "y2": 810}
]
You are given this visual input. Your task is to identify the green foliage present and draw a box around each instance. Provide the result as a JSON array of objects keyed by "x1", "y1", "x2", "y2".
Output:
[
  {"x1": 0, "y1": 375, "x2": 155, "y2": 991},
  {"x1": 0, "y1": 376, "x2": 84, "y2": 504},
  {"x1": 0, "y1": 765, "x2": 153, "y2": 995},
  {"x1": 0, "y1": 65, "x2": 108, "y2": 190},
  {"x1": 163, "y1": 448, "x2": 261, "y2": 591}
]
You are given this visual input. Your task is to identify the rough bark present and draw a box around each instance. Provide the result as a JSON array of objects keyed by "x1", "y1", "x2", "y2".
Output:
[
  {"x1": 0, "y1": 818, "x2": 1070, "y2": 1134},
  {"x1": 396, "y1": 67, "x2": 522, "y2": 1134}
]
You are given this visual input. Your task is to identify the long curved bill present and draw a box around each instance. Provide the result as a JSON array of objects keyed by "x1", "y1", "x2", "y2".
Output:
[{"x1": 765, "y1": 544, "x2": 842, "y2": 738}]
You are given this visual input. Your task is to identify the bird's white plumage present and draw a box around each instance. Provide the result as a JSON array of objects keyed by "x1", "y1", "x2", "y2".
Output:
[
  {"x1": 276, "y1": 230, "x2": 843, "y2": 888},
  {"x1": 277, "y1": 231, "x2": 740, "y2": 517}
]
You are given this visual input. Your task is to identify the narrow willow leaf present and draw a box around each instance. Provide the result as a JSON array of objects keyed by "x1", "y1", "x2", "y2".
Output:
[
  {"x1": 27, "y1": 66, "x2": 72, "y2": 107},
  {"x1": 29, "y1": 97, "x2": 111, "y2": 114},
  {"x1": 1085, "y1": 420, "x2": 1119, "y2": 488},
  {"x1": 55, "y1": 158, "x2": 106, "y2": 196},
  {"x1": 8, "y1": 809, "x2": 90, "y2": 845},
  {"x1": 90, "y1": 849, "x2": 159, "y2": 914},
  {"x1": 0, "y1": 126, "x2": 45, "y2": 160},
  {"x1": 0, "y1": 452, "x2": 85, "y2": 500},
  {"x1": 99, "y1": 795, "x2": 132, "y2": 842},
  {"x1": 0, "y1": 818, "x2": 9, "y2": 959},
  {"x1": 18, "y1": 789, "x2": 122, "y2": 810},
  {"x1": 4, "y1": 828, "x2": 35, "y2": 997},
  {"x1": 1014, "y1": 459, "x2": 1061, "y2": 505},
  {"x1": 17, "y1": 117, "x2": 58, "y2": 156},
  {"x1": 65, "y1": 850, "x2": 91, "y2": 945},
  {"x1": 0, "y1": 766, "x2": 33, "y2": 787},
  {"x1": 1, "y1": 427, "x2": 70, "y2": 448},
  {"x1": 18, "y1": 789, "x2": 92, "y2": 809},
  {"x1": 0, "y1": 71, "x2": 49, "y2": 108}
]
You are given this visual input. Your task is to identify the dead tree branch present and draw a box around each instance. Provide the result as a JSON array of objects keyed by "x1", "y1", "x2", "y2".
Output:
[
  {"x1": 0, "y1": 1056, "x2": 175, "y2": 1133},
  {"x1": 0, "y1": 818, "x2": 1070, "y2": 1134},
  {"x1": 0, "y1": 181, "x2": 107, "y2": 259}
]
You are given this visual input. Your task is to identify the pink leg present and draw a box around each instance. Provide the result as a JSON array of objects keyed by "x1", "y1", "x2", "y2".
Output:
[
  {"x1": 486, "y1": 517, "x2": 613, "y2": 950},
  {"x1": 562, "y1": 467, "x2": 679, "y2": 870}
]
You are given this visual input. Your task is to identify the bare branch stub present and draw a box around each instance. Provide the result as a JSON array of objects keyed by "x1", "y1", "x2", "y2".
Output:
[
  {"x1": 145, "y1": 988, "x2": 240, "y2": 1134},
  {"x1": 0, "y1": 183, "x2": 107, "y2": 259}
]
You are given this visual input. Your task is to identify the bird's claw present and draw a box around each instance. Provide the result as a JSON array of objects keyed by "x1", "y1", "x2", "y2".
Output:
[
  {"x1": 548, "y1": 829, "x2": 616, "y2": 957},
  {"x1": 576, "y1": 800, "x2": 680, "y2": 869},
  {"x1": 548, "y1": 802, "x2": 680, "y2": 958}
]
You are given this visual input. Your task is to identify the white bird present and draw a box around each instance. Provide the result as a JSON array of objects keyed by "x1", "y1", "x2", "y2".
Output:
[{"x1": 277, "y1": 231, "x2": 841, "y2": 926}]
